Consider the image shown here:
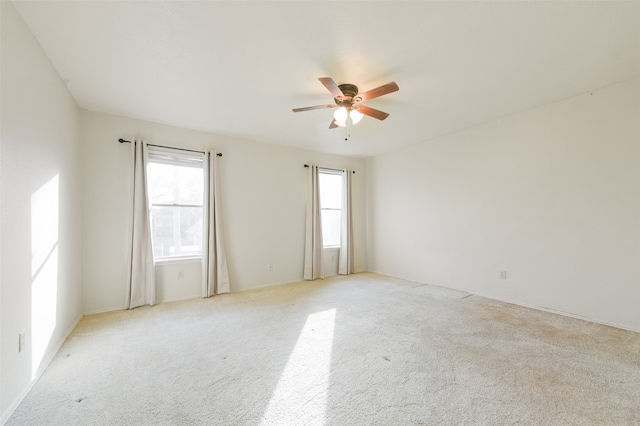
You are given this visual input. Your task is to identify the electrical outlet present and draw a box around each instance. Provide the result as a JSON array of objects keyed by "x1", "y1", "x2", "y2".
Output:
[
  {"x1": 500, "y1": 270, "x2": 507, "y2": 280},
  {"x1": 18, "y1": 331, "x2": 25, "y2": 353},
  {"x1": 178, "y1": 270, "x2": 184, "y2": 279},
  {"x1": 268, "y1": 263, "x2": 274, "y2": 272}
]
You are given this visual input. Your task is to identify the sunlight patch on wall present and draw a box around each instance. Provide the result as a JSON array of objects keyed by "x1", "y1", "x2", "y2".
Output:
[
  {"x1": 31, "y1": 174, "x2": 59, "y2": 377},
  {"x1": 260, "y1": 308, "x2": 336, "y2": 425}
]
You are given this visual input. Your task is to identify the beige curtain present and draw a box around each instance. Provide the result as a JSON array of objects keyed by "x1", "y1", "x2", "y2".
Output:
[
  {"x1": 304, "y1": 165, "x2": 324, "y2": 280},
  {"x1": 126, "y1": 139, "x2": 156, "y2": 309},
  {"x1": 202, "y1": 150, "x2": 230, "y2": 297},
  {"x1": 338, "y1": 169, "x2": 355, "y2": 275}
]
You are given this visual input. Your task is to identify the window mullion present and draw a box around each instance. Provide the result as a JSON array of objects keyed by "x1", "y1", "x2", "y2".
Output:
[{"x1": 152, "y1": 203, "x2": 203, "y2": 208}]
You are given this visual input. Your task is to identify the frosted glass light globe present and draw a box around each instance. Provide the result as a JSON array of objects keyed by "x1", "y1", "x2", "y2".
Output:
[
  {"x1": 333, "y1": 107, "x2": 348, "y2": 126},
  {"x1": 350, "y1": 109, "x2": 363, "y2": 125}
]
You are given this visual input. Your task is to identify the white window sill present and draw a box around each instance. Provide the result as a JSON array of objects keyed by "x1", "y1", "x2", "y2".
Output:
[
  {"x1": 323, "y1": 246, "x2": 340, "y2": 251},
  {"x1": 154, "y1": 257, "x2": 202, "y2": 266}
]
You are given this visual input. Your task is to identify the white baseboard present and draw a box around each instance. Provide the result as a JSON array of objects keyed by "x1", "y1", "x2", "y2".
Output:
[
  {"x1": 1, "y1": 313, "x2": 83, "y2": 425},
  {"x1": 157, "y1": 293, "x2": 201, "y2": 305},
  {"x1": 83, "y1": 295, "x2": 203, "y2": 315},
  {"x1": 369, "y1": 269, "x2": 640, "y2": 334},
  {"x1": 83, "y1": 304, "x2": 126, "y2": 315},
  {"x1": 515, "y1": 300, "x2": 640, "y2": 334}
]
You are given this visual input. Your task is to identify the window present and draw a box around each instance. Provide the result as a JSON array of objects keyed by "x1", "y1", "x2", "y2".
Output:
[
  {"x1": 147, "y1": 148, "x2": 204, "y2": 259},
  {"x1": 319, "y1": 171, "x2": 343, "y2": 247}
]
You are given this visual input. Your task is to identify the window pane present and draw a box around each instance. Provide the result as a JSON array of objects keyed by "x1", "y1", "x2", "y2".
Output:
[
  {"x1": 321, "y1": 209, "x2": 341, "y2": 246},
  {"x1": 150, "y1": 206, "x2": 203, "y2": 258},
  {"x1": 319, "y1": 171, "x2": 343, "y2": 247},
  {"x1": 319, "y1": 173, "x2": 342, "y2": 209},
  {"x1": 147, "y1": 162, "x2": 203, "y2": 205}
]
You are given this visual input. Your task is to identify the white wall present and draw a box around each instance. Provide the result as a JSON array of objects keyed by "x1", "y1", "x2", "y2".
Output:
[
  {"x1": 80, "y1": 110, "x2": 367, "y2": 313},
  {"x1": 1, "y1": 1, "x2": 83, "y2": 420},
  {"x1": 323, "y1": 247, "x2": 340, "y2": 278},
  {"x1": 367, "y1": 78, "x2": 640, "y2": 332}
]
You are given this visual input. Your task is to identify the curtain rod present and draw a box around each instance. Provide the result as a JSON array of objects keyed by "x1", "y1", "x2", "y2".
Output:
[
  {"x1": 304, "y1": 164, "x2": 355, "y2": 174},
  {"x1": 118, "y1": 138, "x2": 222, "y2": 157}
]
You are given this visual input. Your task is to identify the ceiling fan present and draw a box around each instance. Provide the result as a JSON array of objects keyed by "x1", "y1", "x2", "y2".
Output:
[{"x1": 292, "y1": 77, "x2": 399, "y2": 129}]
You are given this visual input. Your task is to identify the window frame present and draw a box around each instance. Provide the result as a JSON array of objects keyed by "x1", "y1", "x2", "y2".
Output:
[
  {"x1": 318, "y1": 168, "x2": 343, "y2": 249},
  {"x1": 146, "y1": 147, "x2": 205, "y2": 262}
]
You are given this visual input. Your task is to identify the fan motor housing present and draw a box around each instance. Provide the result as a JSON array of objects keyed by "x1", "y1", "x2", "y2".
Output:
[{"x1": 335, "y1": 83, "x2": 362, "y2": 104}]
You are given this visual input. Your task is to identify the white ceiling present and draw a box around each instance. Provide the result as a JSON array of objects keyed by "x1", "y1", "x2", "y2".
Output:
[{"x1": 12, "y1": 1, "x2": 640, "y2": 158}]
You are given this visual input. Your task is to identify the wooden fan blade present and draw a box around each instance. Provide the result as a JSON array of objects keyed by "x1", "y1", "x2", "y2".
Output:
[
  {"x1": 329, "y1": 119, "x2": 339, "y2": 129},
  {"x1": 355, "y1": 104, "x2": 390, "y2": 120},
  {"x1": 319, "y1": 77, "x2": 345, "y2": 100},
  {"x1": 357, "y1": 82, "x2": 399, "y2": 102},
  {"x1": 292, "y1": 104, "x2": 337, "y2": 112}
]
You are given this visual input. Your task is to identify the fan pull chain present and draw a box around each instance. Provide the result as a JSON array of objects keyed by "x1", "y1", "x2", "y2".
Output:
[{"x1": 345, "y1": 118, "x2": 351, "y2": 141}]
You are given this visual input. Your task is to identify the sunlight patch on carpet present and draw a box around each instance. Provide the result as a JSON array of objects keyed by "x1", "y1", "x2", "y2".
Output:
[{"x1": 260, "y1": 308, "x2": 336, "y2": 425}]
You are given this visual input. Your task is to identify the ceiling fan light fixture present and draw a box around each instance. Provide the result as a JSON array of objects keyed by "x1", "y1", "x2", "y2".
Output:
[
  {"x1": 293, "y1": 77, "x2": 399, "y2": 130},
  {"x1": 333, "y1": 106, "x2": 348, "y2": 123},
  {"x1": 350, "y1": 108, "x2": 363, "y2": 125}
]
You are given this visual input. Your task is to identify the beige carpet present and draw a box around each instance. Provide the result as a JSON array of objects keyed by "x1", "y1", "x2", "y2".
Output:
[{"x1": 7, "y1": 273, "x2": 640, "y2": 425}]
